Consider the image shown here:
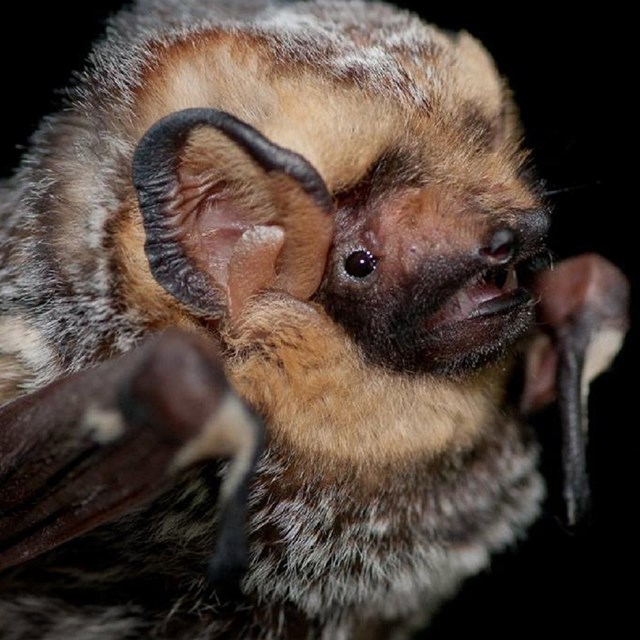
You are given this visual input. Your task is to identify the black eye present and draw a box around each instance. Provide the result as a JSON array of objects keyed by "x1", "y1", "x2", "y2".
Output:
[{"x1": 344, "y1": 250, "x2": 377, "y2": 278}]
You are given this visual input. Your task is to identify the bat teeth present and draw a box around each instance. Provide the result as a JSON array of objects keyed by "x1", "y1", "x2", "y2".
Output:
[
  {"x1": 504, "y1": 266, "x2": 519, "y2": 291},
  {"x1": 484, "y1": 265, "x2": 518, "y2": 292},
  {"x1": 425, "y1": 266, "x2": 523, "y2": 330}
]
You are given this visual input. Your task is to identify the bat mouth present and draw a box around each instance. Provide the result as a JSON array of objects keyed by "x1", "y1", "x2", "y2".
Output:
[
  {"x1": 415, "y1": 258, "x2": 545, "y2": 372},
  {"x1": 425, "y1": 263, "x2": 533, "y2": 332}
]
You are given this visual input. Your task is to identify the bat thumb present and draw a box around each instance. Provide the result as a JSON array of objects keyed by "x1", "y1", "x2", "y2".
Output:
[
  {"x1": 207, "y1": 517, "x2": 250, "y2": 600},
  {"x1": 206, "y1": 475, "x2": 254, "y2": 599}
]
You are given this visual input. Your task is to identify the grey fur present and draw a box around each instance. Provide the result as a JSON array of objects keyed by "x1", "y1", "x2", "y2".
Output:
[
  {"x1": 0, "y1": 0, "x2": 446, "y2": 384},
  {"x1": 0, "y1": 1, "x2": 544, "y2": 638},
  {"x1": 1, "y1": 428, "x2": 542, "y2": 639}
]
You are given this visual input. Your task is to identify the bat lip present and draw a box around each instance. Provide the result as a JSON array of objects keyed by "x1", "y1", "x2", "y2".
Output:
[
  {"x1": 424, "y1": 259, "x2": 535, "y2": 332},
  {"x1": 425, "y1": 287, "x2": 532, "y2": 336},
  {"x1": 419, "y1": 292, "x2": 534, "y2": 371},
  {"x1": 416, "y1": 259, "x2": 541, "y2": 370},
  {"x1": 471, "y1": 286, "x2": 532, "y2": 318}
]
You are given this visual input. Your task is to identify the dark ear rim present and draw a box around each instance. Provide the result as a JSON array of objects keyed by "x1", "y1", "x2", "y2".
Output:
[{"x1": 132, "y1": 108, "x2": 332, "y2": 317}]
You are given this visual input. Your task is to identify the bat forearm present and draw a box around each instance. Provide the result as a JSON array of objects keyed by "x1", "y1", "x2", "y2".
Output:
[{"x1": 0, "y1": 329, "x2": 262, "y2": 574}]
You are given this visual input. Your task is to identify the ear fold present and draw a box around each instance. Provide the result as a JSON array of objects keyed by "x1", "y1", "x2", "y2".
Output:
[
  {"x1": 522, "y1": 254, "x2": 629, "y2": 523},
  {"x1": 132, "y1": 108, "x2": 333, "y2": 320}
]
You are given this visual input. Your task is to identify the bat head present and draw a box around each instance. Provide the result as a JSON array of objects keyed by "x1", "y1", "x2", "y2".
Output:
[
  {"x1": 0, "y1": 1, "x2": 629, "y2": 618},
  {"x1": 124, "y1": 5, "x2": 627, "y2": 521},
  {"x1": 314, "y1": 168, "x2": 549, "y2": 374},
  {"x1": 129, "y1": 22, "x2": 551, "y2": 377}
]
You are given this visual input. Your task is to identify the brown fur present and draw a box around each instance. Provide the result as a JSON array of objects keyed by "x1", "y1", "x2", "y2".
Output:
[
  {"x1": 128, "y1": 27, "x2": 521, "y2": 193},
  {"x1": 106, "y1": 204, "x2": 203, "y2": 333},
  {"x1": 224, "y1": 294, "x2": 508, "y2": 470},
  {"x1": 0, "y1": 2, "x2": 555, "y2": 638}
]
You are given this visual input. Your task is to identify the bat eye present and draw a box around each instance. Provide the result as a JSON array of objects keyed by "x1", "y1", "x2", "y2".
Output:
[{"x1": 344, "y1": 250, "x2": 378, "y2": 278}]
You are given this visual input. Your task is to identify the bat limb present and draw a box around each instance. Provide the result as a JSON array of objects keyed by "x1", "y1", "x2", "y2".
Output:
[
  {"x1": 0, "y1": 328, "x2": 264, "y2": 585},
  {"x1": 526, "y1": 254, "x2": 629, "y2": 524}
]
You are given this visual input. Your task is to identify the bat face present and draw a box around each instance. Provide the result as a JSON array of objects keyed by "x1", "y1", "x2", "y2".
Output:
[
  {"x1": 295, "y1": 32, "x2": 553, "y2": 375},
  {"x1": 124, "y1": 10, "x2": 550, "y2": 377},
  {"x1": 315, "y1": 174, "x2": 550, "y2": 374},
  {"x1": 0, "y1": 1, "x2": 629, "y2": 638}
]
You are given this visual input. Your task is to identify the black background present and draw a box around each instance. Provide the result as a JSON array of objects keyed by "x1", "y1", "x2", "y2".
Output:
[{"x1": 0, "y1": 2, "x2": 635, "y2": 637}]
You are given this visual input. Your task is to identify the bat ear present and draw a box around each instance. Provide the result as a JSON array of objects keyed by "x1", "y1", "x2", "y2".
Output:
[
  {"x1": 521, "y1": 254, "x2": 629, "y2": 523},
  {"x1": 132, "y1": 108, "x2": 333, "y2": 320}
]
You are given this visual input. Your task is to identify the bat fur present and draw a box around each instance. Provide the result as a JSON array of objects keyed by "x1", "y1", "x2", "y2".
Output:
[{"x1": 0, "y1": 1, "x2": 627, "y2": 638}]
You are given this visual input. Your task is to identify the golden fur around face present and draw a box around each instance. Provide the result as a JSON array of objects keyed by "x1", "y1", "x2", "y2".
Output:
[
  {"x1": 0, "y1": 2, "x2": 627, "y2": 639},
  {"x1": 91, "y1": 3, "x2": 541, "y2": 473}
]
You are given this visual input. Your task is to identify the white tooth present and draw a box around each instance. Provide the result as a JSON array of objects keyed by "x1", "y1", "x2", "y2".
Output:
[
  {"x1": 504, "y1": 266, "x2": 518, "y2": 291},
  {"x1": 456, "y1": 289, "x2": 475, "y2": 315}
]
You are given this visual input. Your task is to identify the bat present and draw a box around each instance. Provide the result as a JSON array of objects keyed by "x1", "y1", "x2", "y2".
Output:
[{"x1": 0, "y1": 1, "x2": 629, "y2": 638}]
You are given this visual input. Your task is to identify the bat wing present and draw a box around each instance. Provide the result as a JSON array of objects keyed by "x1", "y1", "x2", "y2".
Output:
[
  {"x1": 523, "y1": 254, "x2": 630, "y2": 523},
  {"x1": 1, "y1": 106, "x2": 335, "y2": 581},
  {"x1": 0, "y1": 329, "x2": 263, "y2": 584}
]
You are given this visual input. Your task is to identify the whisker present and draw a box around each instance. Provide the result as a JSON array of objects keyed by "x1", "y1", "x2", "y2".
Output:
[{"x1": 543, "y1": 181, "x2": 602, "y2": 197}]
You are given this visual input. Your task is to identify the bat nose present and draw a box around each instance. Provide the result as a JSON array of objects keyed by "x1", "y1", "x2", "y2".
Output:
[{"x1": 479, "y1": 228, "x2": 517, "y2": 265}]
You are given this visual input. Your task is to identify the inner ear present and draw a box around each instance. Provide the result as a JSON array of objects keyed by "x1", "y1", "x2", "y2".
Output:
[{"x1": 132, "y1": 108, "x2": 333, "y2": 320}]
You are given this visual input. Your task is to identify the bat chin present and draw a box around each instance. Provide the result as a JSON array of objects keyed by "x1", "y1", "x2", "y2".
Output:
[{"x1": 420, "y1": 264, "x2": 535, "y2": 373}]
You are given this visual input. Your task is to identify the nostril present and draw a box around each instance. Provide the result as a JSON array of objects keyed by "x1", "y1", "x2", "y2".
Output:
[{"x1": 480, "y1": 228, "x2": 517, "y2": 265}]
